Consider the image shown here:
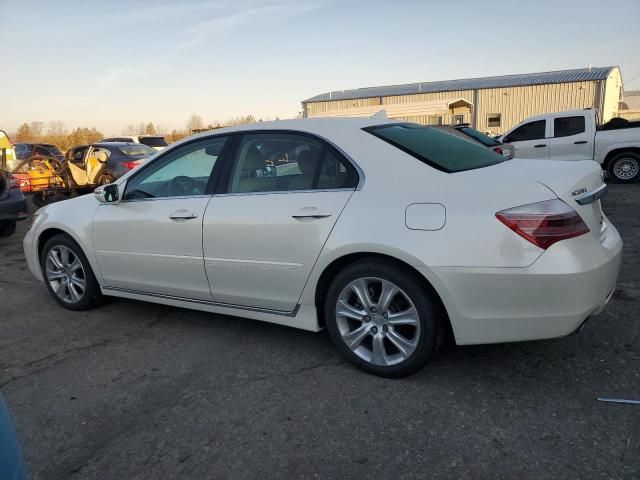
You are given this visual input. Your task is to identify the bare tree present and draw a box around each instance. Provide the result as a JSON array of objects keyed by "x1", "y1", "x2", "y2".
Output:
[
  {"x1": 145, "y1": 122, "x2": 156, "y2": 135},
  {"x1": 186, "y1": 114, "x2": 204, "y2": 132},
  {"x1": 47, "y1": 121, "x2": 67, "y2": 137},
  {"x1": 29, "y1": 121, "x2": 45, "y2": 138}
]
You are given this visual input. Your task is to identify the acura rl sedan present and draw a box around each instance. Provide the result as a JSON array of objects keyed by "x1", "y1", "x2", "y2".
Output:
[{"x1": 23, "y1": 118, "x2": 622, "y2": 377}]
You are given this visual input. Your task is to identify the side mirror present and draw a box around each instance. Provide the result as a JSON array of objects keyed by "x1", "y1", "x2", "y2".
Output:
[{"x1": 94, "y1": 183, "x2": 120, "y2": 203}]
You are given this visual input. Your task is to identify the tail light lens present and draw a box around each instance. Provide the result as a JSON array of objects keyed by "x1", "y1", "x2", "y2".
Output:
[
  {"x1": 493, "y1": 147, "x2": 503, "y2": 155},
  {"x1": 496, "y1": 199, "x2": 589, "y2": 249},
  {"x1": 124, "y1": 162, "x2": 138, "y2": 170},
  {"x1": 8, "y1": 175, "x2": 20, "y2": 189}
]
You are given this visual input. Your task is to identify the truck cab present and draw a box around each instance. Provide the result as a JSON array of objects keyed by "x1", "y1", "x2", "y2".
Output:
[
  {"x1": 501, "y1": 109, "x2": 595, "y2": 161},
  {"x1": 501, "y1": 109, "x2": 640, "y2": 183}
]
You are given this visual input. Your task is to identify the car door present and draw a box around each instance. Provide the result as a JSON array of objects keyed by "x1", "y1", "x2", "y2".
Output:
[
  {"x1": 92, "y1": 136, "x2": 229, "y2": 300},
  {"x1": 67, "y1": 146, "x2": 90, "y2": 185},
  {"x1": 503, "y1": 119, "x2": 549, "y2": 159},
  {"x1": 548, "y1": 115, "x2": 591, "y2": 160},
  {"x1": 202, "y1": 132, "x2": 360, "y2": 312}
]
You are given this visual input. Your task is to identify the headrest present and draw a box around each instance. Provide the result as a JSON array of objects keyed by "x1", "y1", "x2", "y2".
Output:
[
  {"x1": 243, "y1": 145, "x2": 264, "y2": 171},
  {"x1": 297, "y1": 149, "x2": 318, "y2": 174}
]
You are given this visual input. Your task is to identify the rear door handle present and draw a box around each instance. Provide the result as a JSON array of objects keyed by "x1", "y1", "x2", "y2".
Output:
[
  {"x1": 534, "y1": 144, "x2": 547, "y2": 148},
  {"x1": 169, "y1": 209, "x2": 198, "y2": 220},
  {"x1": 292, "y1": 207, "x2": 332, "y2": 219},
  {"x1": 574, "y1": 140, "x2": 588, "y2": 144}
]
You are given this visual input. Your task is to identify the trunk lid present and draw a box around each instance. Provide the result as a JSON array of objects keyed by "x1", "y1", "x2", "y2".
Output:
[{"x1": 487, "y1": 159, "x2": 606, "y2": 242}]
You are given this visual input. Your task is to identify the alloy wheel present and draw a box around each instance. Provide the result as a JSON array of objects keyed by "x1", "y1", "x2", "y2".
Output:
[
  {"x1": 335, "y1": 277, "x2": 421, "y2": 366},
  {"x1": 45, "y1": 245, "x2": 86, "y2": 304}
]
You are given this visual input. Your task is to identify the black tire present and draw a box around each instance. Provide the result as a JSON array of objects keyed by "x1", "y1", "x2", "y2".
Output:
[
  {"x1": 0, "y1": 221, "x2": 17, "y2": 238},
  {"x1": 607, "y1": 151, "x2": 640, "y2": 184},
  {"x1": 97, "y1": 174, "x2": 115, "y2": 186},
  {"x1": 40, "y1": 233, "x2": 102, "y2": 311},
  {"x1": 324, "y1": 259, "x2": 441, "y2": 378},
  {"x1": 32, "y1": 192, "x2": 52, "y2": 208}
]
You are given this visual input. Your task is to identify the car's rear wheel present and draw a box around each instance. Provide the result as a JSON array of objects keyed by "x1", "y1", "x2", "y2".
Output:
[
  {"x1": 40, "y1": 234, "x2": 102, "y2": 310},
  {"x1": 324, "y1": 260, "x2": 440, "y2": 377},
  {"x1": 607, "y1": 152, "x2": 640, "y2": 183}
]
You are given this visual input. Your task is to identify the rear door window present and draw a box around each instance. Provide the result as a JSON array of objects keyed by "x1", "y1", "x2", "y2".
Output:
[
  {"x1": 364, "y1": 123, "x2": 504, "y2": 173},
  {"x1": 553, "y1": 116, "x2": 585, "y2": 137}
]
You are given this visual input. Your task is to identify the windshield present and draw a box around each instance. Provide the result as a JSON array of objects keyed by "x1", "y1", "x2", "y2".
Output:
[
  {"x1": 365, "y1": 123, "x2": 505, "y2": 173},
  {"x1": 457, "y1": 127, "x2": 501, "y2": 147},
  {"x1": 118, "y1": 145, "x2": 156, "y2": 156},
  {"x1": 139, "y1": 137, "x2": 168, "y2": 147}
]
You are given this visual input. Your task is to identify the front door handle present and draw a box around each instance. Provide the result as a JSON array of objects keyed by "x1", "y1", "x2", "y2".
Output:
[
  {"x1": 574, "y1": 140, "x2": 588, "y2": 144},
  {"x1": 169, "y1": 209, "x2": 198, "y2": 220},
  {"x1": 534, "y1": 144, "x2": 547, "y2": 148},
  {"x1": 292, "y1": 207, "x2": 332, "y2": 219}
]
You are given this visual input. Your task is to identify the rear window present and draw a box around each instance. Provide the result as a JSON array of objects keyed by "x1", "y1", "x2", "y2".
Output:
[
  {"x1": 118, "y1": 145, "x2": 156, "y2": 156},
  {"x1": 457, "y1": 127, "x2": 501, "y2": 147},
  {"x1": 139, "y1": 137, "x2": 168, "y2": 147},
  {"x1": 118, "y1": 143, "x2": 158, "y2": 157},
  {"x1": 364, "y1": 123, "x2": 505, "y2": 173},
  {"x1": 554, "y1": 116, "x2": 585, "y2": 137}
]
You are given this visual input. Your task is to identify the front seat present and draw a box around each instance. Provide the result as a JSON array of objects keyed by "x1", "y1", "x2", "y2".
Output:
[
  {"x1": 287, "y1": 149, "x2": 319, "y2": 191},
  {"x1": 234, "y1": 146, "x2": 276, "y2": 193},
  {"x1": 87, "y1": 150, "x2": 108, "y2": 184}
]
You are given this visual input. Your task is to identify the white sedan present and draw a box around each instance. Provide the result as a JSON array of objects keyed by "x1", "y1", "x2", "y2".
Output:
[{"x1": 23, "y1": 118, "x2": 622, "y2": 377}]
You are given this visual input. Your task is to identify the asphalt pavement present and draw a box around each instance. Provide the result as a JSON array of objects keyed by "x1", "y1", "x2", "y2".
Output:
[{"x1": 1, "y1": 185, "x2": 639, "y2": 479}]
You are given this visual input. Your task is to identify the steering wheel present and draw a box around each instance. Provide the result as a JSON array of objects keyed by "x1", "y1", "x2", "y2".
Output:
[{"x1": 167, "y1": 176, "x2": 202, "y2": 197}]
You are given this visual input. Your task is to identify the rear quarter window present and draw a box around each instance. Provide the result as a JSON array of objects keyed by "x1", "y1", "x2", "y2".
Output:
[{"x1": 364, "y1": 123, "x2": 505, "y2": 173}]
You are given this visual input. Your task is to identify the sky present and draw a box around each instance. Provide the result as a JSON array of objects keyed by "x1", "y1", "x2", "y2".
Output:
[{"x1": 1, "y1": 0, "x2": 639, "y2": 135}]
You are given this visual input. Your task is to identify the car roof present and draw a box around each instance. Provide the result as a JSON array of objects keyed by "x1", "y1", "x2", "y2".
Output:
[
  {"x1": 190, "y1": 117, "x2": 396, "y2": 141},
  {"x1": 94, "y1": 142, "x2": 142, "y2": 147}
]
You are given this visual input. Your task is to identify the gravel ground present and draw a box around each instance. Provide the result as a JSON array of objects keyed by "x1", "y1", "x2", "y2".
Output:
[{"x1": 1, "y1": 184, "x2": 639, "y2": 479}]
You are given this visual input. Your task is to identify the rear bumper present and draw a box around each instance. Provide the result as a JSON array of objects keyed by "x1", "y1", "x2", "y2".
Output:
[
  {"x1": 425, "y1": 219, "x2": 623, "y2": 345},
  {"x1": 0, "y1": 190, "x2": 28, "y2": 222}
]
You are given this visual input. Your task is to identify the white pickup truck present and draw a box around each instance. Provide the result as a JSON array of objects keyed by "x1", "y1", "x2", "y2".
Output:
[{"x1": 500, "y1": 109, "x2": 640, "y2": 183}]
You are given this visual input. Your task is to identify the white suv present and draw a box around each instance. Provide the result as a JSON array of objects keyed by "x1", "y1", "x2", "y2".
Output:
[{"x1": 100, "y1": 135, "x2": 168, "y2": 151}]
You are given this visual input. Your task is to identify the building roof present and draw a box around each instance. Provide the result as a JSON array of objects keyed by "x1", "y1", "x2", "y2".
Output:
[{"x1": 303, "y1": 66, "x2": 618, "y2": 103}]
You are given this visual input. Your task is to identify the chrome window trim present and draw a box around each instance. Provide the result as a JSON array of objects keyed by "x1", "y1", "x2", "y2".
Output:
[
  {"x1": 117, "y1": 194, "x2": 212, "y2": 204},
  {"x1": 102, "y1": 286, "x2": 299, "y2": 317},
  {"x1": 213, "y1": 187, "x2": 356, "y2": 198}
]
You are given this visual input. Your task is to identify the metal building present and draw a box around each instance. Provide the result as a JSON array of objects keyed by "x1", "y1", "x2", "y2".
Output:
[
  {"x1": 619, "y1": 90, "x2": 640, "y2": 121},
  {"x1": 302, "y1": 66, "x2": 623, "y2": 134}
]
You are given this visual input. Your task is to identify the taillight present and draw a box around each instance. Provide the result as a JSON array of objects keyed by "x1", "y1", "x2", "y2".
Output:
[
  {"x1": 496, "y1": 199, "x2": 589, "y2": 249},
  {"x1": 8, "y1": 175, "x2": 20, "y2": 189},
  {"x1": 124, "y1": 162, "x2": 138, "y2": 170},
  {"x1": 493, "y1": 147, "x2": 503, "y2": 154}
]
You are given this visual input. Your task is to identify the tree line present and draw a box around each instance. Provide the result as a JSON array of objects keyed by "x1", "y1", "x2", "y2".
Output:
[{"x1": 9, "y1": 113, "x2": 280, "y2": 151}]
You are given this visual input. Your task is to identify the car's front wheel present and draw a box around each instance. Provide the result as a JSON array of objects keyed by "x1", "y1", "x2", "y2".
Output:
[
  {"x1": 40, "y1": 234, "x2": 102, "y2": 310},
  {"x1": 324, "y1": 259, "x2": 440, "y2": 377}
]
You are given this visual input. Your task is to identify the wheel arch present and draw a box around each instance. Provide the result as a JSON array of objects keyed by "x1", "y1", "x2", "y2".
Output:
[
  {"x1": 313, "y1": 251, "x2": 453, "y2": 339},
  {"x1": 602, "y1": 147, "x2": 640, "y2": 169}
]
